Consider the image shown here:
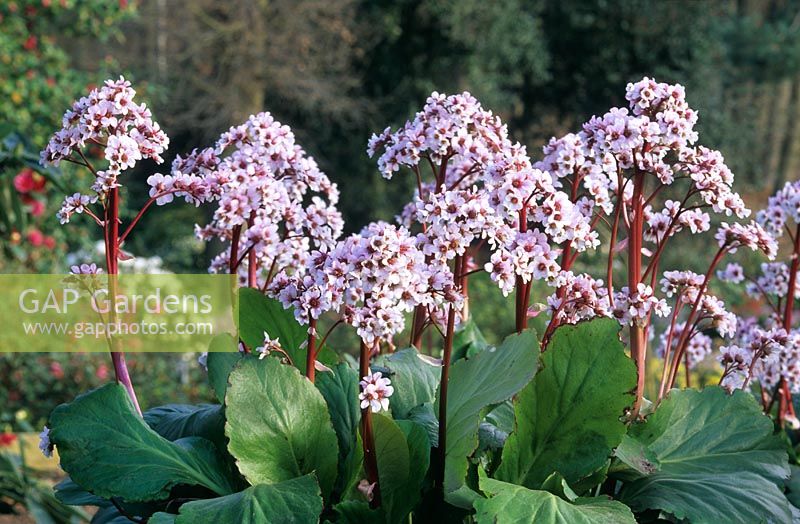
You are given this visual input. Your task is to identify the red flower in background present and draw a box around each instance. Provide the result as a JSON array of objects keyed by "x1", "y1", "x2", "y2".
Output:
[
  {"x1": 23, "y1": 35, "x2": 37, "y2": 51},
  {"x1": 14, "y1": 168, "x2": 46, "y2": 194},
  {"x1": 50, "y1": 361, "x2": 64, "y2": 379},
  {"x1": 26, "y1": 229, "x2": 44, "y2": 247},
  {"x1": 95, "y1": 363, "x2": 109, "y2": 380},
  {"x1": 0, "y1": 433, "x2": 17, "y2": 447}
]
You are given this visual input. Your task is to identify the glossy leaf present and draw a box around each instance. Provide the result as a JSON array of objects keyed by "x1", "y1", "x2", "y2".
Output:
[
  {"x1": 225, "y1": 356, "x2": 338, "y2": 499},
  {"x1": 317, "y1": 363, "x2": 362, "y2": 498},
  {"x1": 474, "y1": 477, "x2": 636, "y2": 524},
  {"x1": 617, "y1": 387, "x2": 791, "y2": 523},
  {"x1": 435, "y1": 329, "x2": 539, "y2": 504},
  {"x1": 48, "y1": 383, "x2": 236, "y2": 502},
  {"x1": 375, "y1": 348, "x2": 440, "y2": 419},
  {"x1": 496, "y1": 319, "x2": 636, "y2": 489},
  {"x1": 173, "y1": 475, "x2": 322, "y2": 524}
]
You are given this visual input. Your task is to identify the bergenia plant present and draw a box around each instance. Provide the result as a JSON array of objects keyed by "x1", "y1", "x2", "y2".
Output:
[
  {"x1": 40, "y1": 77, "x2": 192, "y2": 415},
  {"x1": 36, "y1": 77, "x2": 800, "y2": 524}
]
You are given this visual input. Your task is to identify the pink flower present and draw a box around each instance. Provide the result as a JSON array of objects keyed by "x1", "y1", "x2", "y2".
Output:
[
  {"x1": 38, "y1": 427, "x2": 53, "y2": 458},
  {"x1": 359, "y1": 371, "x2": 394, "y2": 413},
  {"x1": 357, "y1": 479, "x2": 377, "y2": 502}
]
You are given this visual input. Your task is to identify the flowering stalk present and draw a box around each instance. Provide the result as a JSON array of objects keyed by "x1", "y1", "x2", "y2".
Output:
[
  {"x1": 665, "y1": 248, "x2": 725, "y2": 390},
  {"x1": 628, "y1": 170, "x2": 647, "y2": 414},
  {"x1": 305, "y1": 318, "x2": 318, "y2": 383},
  {"x1": 105, "y1": 186, "x2": 141, "y2": 415},
  {"x1": 359, "y1": 340, "x2": 381, "y2": 507},
  {"x1": 776, "y1": 224, "x2": 800, "y2": 424},
  {"x1": 435, "y1": 253, "x2": 462, "y2": 490},
  {"x1": 515, "y1": 209, "x2": 528, "y2": 332}
]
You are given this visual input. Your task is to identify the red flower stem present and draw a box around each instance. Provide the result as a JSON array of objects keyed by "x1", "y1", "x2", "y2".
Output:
[
  {"x1": 306, "y1": 318, "x2": 318, "y2": 383},
  {"x1": 247, "y1": 214, "x2": 257, "y2": 288},
  {"x1": 657, "y1": 300, "x2": 684, "y2": 401},
  {"x1": 628, "y1": 171, "x2": 646, "y2": 416},
  {"x1": 435, "y1": 302, "x2": 457, "y2": 492},
  {"x1": 229, "y1": 225, "x2": 242, "y2": 273},
  {"x1": 359, "y1": 339, "x2": 381, "y2": 507},
  {"x1": 777, "y1": 224, "x2": 800, "y2": 423},
  {"x1": 665, "y1": 247, "x2": 727, "y2": 390},
  {"x1": 684, "y1": 352, "x2": 691, "y2": 388},
  {"x1": 106, "y1": 186, "x2": 141, "y2": 415},
  {"x1": 118, "y1": 189, "x2": 185, "y2": 243},
  {"x1": 515, "y1": 209, "x2": 528, "y2": 332}
]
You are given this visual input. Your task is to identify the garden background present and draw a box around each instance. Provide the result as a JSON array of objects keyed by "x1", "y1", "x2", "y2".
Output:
[{"x1": 2, "y1": 0, "x2": 800, "y2": 431}]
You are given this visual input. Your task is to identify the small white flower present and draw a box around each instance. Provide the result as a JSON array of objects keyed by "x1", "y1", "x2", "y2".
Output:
[
  {"x1": 359, "y1": 371, "x2": 394, "y2": 413},
  {"x1": 39, "y1": 427, "x2": 53, "y2": 458}
]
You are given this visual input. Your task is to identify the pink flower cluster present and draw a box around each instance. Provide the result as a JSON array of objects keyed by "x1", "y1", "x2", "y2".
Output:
[
  {"x1": 272, "y1": 222, "x2": 455, "y2": 343},
  {"x1": 162, "y1": 112, "x2": 343, "y2": 284},
  {"x1": 757, "y1": 179, "x2": 800, "y2": 238},
  {"x1": 715, "y1": 221, "x2": 777, "y2": 259},
  {"x1": 541, "y1": 78, "x2": 749, "y2": 249},
  {"x1": 719, "y1": 323, "x2": 789, "y2": 391},
  {"x1": 370, "y1": 92, "x2": 597, "y2": 298},
  {"x1": 57, "y1": 193, "x2": 97, "y2": 224},
  {"x1": 657, "y1": 323, "x2": 713, "y2": 369},
  {"x1": 545, "y1": 273, "x2": 610, "y2": 325},
  {"x1": 367, "y1": 91, "x2": 507, "y2": 181},
  {"x1": 42, "y1": 76, "x2": 169, "y2": 195},
  {"x1": 610, "y1": 283, "x2": 670, "y2": 327}
]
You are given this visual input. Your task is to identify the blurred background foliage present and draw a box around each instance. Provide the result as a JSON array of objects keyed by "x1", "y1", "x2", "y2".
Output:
[{"x1": 3, "y1": 0, "x2": 800, "y2": 424}]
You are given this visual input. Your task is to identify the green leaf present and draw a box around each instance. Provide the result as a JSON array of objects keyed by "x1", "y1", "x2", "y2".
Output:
[
  {"x1": 148, "y1": 513, "x2": 177, "y2": 524},
  {"x1": 539, "y1": 472, "x2": 578, "y2": 502},
  {"x1": 55, "y1": 477, "x2": 110, "y2": 507},
  {"x1": 474, "y1": 477, "x2": 636, "y2": 524},
  {"x1": 375, "y1": 348, "x2": 440, "y2": 419},
  {"x1": 407, "y1": 403, "x2": 439, "y2": 447},
  {"x1": 225, "y1": 356, "x2": 339, "y2": 500},
  {"x1": 48, "y1": 383, "x2": 237, "y2": 502},
  {"x1": 435, "y1": 329, "x2": 539, "y2": 504},
  {"x1": 334, "y1": 500, "x2": 382, "y2": 523},
  {"x1": 496, "y1": 318, "x2": 636, "y2": 489},
  {"x1": 617, "y1": 387, "x2": 791, "y2": 523},
  {"x1": 477, "y1": 422, "x2": 508, "y2": 451},
  {"x1": 396, "y1": 419, "x2": 431, "y2": 507},
  {"x1": 171, "y1": 475, "x2": 323, "y2": 524},
  {"x1": 238, "y1": 287, "x2": 309, "y2": 367},
  {"x1": 144, "y1": 404, "x2": 226, "y2": 449},
  {"x1": 787, "y1": 465, "x2": 800, "y2": 509},
  {"x1": 206, "y1": 333, "x2": 243, "y2": 403},
  {"x1": 451, "y1": 319, "x2": 490, "y2": 360},
  {"x1": 317, "y1": 363, "x2": 362, "y2": 498}
]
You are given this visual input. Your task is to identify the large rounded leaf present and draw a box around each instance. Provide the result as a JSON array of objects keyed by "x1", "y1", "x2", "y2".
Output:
[
  {"x1": 496, "y1": 318, "x2": 636, "y2": 489},
  {"x1": 48, "y1": 383, "x2": 237, "y2": 502},
  {"x1": 435, "y1": 329, "x2": 539, "y2": 504},
  {"x1": 174, "y1": 475, "x2": 322, "y2": 524},
  {"x1": 225, "y1": 357, "x2": 338, "y2": 499},
  {"x1": 475, "y1": 477, "x2": 636, "y2": 524},
  {"x1": 617, "y1": 387, "x2": 791, "y2": 523}
]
